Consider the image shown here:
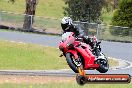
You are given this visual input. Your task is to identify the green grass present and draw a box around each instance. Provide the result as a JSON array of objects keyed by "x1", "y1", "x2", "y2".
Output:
[
  {"x1": 99, "y1": 25, "x2": 132, "y2": 42},
  {"x1": 33, "y1": 17, "x2": 61, "y2": 30},
  {"x1": 0, "y1": 40, "x2": 117, "y2": 70},
  {"x1": 0, "y1": 0, "x2": 112, "y2": 23},
  {"x1": 0, "y1": 0, "x2": 118, "y2": 32},
  {"x1": 1, "y1": 10, "x2": 61, "y2": 30},
  {"x1": 0, "y1": 40, "x2": 68, "y2": 70},
  {"x1": 0, "y1": 0, "x2": 65, "y2": 19},
  {"x1": 1, "y1": 12, "x2": 24, "y2": 22},
  {"x1": 0, "y1": 83, "x2": 132, "y2": 88}
]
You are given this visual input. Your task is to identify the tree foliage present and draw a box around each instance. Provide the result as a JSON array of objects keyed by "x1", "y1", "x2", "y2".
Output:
[
  {"x1": 64, "y1": 0, "x2": 105, "y2": 22},
  {"x1": 105, "y1": 0, "x2": 119, "y2": 10},
  {"x1": 112, "y1": 0, "x2": 132, "y2": 27}
]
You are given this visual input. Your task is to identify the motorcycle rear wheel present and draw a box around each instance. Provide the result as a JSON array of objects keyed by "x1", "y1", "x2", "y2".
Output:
[{"x1": 96, "y1": 57, "x2": 109, "y2": 73}]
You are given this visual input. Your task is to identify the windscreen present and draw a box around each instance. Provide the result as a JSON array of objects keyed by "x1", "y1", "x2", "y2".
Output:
[{"x1": 61, "y1": 32, "x2": 72, "y2": 42}]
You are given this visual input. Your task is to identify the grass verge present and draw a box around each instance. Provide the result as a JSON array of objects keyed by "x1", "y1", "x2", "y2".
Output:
[
  {"x1": 0, "y1": 75, "x2": 131, "y2": 88},
  {"x1": 0, "y1": 82, "x2": 131, "y2": 88},
  {"x1": 0, "y1": 40, "x2": 68, "y2": 70},
  {"x1": 0, "y1": 40, "x2": 117, "y2": 70}
]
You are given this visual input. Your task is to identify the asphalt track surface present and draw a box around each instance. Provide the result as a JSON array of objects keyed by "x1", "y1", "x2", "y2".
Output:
[{"x1": 0, "y1": 30, "x2": 132, "y2": 76}]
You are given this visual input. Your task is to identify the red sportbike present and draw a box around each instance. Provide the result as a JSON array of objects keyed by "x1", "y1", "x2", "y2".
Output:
[{"x1": 59, "y1": 32, "x2": 109, "y2": 73}]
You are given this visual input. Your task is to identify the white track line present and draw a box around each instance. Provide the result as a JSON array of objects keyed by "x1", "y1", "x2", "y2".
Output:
[{"x1": 109, "y1": 57, "x2": 132, "y2": 70}]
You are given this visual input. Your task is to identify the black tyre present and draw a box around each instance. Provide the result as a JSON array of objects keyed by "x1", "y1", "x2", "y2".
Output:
[
  {"x1": 66, "y1": 53, "x2": 80, "y2": 73},
  {"x1": 96, "y1": 58, "x2": 109, "y2": 73},
  {"x1": 76, "y1": 74, "x2": 86, "y2": 85}
]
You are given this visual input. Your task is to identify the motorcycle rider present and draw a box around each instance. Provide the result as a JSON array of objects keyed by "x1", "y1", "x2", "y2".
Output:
[{"x1": 61, "y1": 17, "x2": 95, "y2": 49}]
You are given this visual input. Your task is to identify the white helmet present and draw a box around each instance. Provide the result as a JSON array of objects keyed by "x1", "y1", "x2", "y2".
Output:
[
  {"x1": 61, "y1": 17, "x2": 73, "y2": 31},
  {"x1": 61, "y1": 17, "x2": 73, "y2": 25}
]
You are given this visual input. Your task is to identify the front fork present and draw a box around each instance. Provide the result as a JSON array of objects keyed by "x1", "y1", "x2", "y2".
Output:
[
  {"x1": 76, "y1": 65, "x2": 87, "y2": 85},
  {"x1": 60, "y1": 52, "x2": 86, "y2": 76},
  {"x1": 78, "y1": 65, "x2": 86, "y2": 76}
]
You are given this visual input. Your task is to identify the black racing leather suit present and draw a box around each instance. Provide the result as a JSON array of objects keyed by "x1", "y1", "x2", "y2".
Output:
[{"x1": 62, "y1": 25, "x2": 94, "y2": 48}]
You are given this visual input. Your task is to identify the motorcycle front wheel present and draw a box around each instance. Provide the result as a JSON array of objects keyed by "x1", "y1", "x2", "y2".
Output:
[{"x1": 66, "y1": 53, "x2": 82, "y2": 73}]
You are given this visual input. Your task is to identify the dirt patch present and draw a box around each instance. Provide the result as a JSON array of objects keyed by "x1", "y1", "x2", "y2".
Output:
[{"x1": 0, "y1": 75, "x2": 75, "y2": 84}]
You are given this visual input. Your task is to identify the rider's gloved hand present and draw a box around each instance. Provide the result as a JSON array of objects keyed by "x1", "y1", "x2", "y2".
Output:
[{"x1": 75, "y1": 37, "x2": 83, "y2": 41}]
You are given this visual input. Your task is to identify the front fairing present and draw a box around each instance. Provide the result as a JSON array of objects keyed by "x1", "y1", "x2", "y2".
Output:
[
  {"x1": 59, "y1": 32, "x2": 75, "y2": 52},
  {"x1": 59, "y1": 32, "x2": 99, "y2": 70},
  {"x1": 74, "y1": 42, "x2": 98, "y2": 69}
]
